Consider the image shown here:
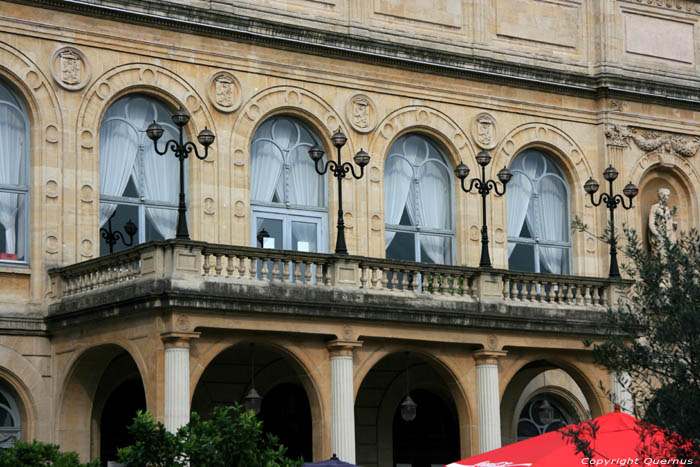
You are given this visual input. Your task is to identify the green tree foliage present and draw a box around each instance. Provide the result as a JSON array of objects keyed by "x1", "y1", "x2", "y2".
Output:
[
  {"x1": 584, "y1": 210, "x2": 700, "y2": 461},
  {"x1": 0, "y1": 440, "x2": 100, "y2": 467},
  {"x1": 117, "y1": 405, "x2": 303, "y2": 467}
]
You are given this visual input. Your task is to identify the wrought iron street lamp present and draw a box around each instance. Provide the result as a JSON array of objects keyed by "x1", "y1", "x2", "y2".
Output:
[
  {"x1": 584, "y1": 165, "x2": 638, "y2": 278},
  {"x1": 454, "y1": 150, "x2": 512, "y2": 268},
  {"x1": 100, "y1": 210, "x2": 137, "y2": 254},
  {"x1": 146, "y1": 108, "x2": 215, "y2": 240},
  {"x1": 308, "y1": 128, "x2": 370, "y2": 255}
]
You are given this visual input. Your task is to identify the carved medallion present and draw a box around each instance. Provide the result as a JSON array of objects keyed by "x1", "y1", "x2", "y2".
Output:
[
  {"x1": 472, "y1": 112, "x2": 497, "y2": 150},
  {"x1": 346, "y1": 94, "x2": 377, "y2": 133},
  {"x1": 51, "y1": 47, "x2": 91, "y2": 91},
  {"x1": 207, "y1": 71, "x2": 242, "y2": 113}
]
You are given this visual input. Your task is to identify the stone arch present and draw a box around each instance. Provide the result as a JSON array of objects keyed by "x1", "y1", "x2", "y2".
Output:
[
  {"x1": 492, "y1": 123, "x2": 594, "y2": 271},
  {"x1": 365, "y1": 105, "x2": 475, "y2": 260},
  {"x1": 190, "y1": 335, "x2": 326, "y2": 461},
  {"x1": 0, "y1": 41, "x2": 62, "y2": 296},
  {"x1": 229, "y1": 85, "x2": 352, "y2": 248},
  {"x1": 630, "y1": 159, "x2": 699, "y2": 241},
  {"x1": 56, "y1": 343, "x2": 149, "y2": 461},
  {"x1": 0, "y1": 344, "x2": 47, "y2": 444},
  {"x1": 354, "y1": 344, "x2": 473, "y2": 462},
  {"x1": 499, "y1": 355, "x2": 606, "y2": 446},
  {"x1": 75, "y1": 63, "x2": 217, "y2": 258}
]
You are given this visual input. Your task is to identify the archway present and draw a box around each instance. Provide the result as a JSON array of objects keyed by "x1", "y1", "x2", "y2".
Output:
[
  {"x1": 97, "y1": 373, "x2": 146, "y2": 465},
  {"x1": 355, "y1": 352, "x2": 461, "y2": 467},
  {"x1": 191, "y1": 343, "x2": 313, "y2": 463}
]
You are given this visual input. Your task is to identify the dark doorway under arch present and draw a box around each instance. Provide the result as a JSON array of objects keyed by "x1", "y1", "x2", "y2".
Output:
[
  {"x1": 258, "y1": 382, "x2": 312, "y2": 461},
  {"x1": 393, "y1": 388, "x2": 459, "y2": 467},
  {"x1": 99, "y1": 378, "x2": 146, "y2": 466}
]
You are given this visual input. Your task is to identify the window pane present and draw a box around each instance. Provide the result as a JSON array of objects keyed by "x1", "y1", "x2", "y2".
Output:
[
  {"x1": 508, "y1": 242, "x2": 535, "y2": 272},
  {"x1": 539, "y1": 246, "x2": 569, "y2": 275},
  {"x1": 0, "y1": 193, "x2": 26, "y2": 262},
  {"x1": 100, "y1": 204, "x2": 139, "y2": 255},
  {"x1": 291, "y1": 221, "x2": 317, "y2": 253},
  {"x1": 386, "y1": 231, "x2": 415, "y2": 262},
  {"x1": 420, "y1": 234, "x2": 452, "y2": 265},
  {"x1": 145, "y1": 207, "x2": 177, "y2": 241},
  {"x1": 419, "y1": 161, "x2": 451, "y2": 230},
  {"x1": 256, "y1": 218, "x2": 283, "y2": 249}
]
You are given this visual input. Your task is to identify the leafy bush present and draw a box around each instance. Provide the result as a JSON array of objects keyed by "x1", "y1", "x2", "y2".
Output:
[{"x1": 0, "y1": 439, "x2": 99, "y2": 467}]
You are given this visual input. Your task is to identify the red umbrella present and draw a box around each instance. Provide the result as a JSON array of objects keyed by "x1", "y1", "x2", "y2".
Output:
[{"x1": 446, "y1": 411, "x2": 695, "y2": 467}]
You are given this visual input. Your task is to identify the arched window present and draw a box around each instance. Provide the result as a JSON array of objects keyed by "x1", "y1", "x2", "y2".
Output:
[
  {"x1": 0, "y1": 386, "x2": 21, "y2": 447},
  {"x1": 99, "y1": 95, "x2": 182, "y2": 255},
  {"x1": 0, "y1": 81, "x2": 29, "y2": 264},
  {"x1": 385, "y1": 134, "x2": 454, "y2": 264},
  {"x1": 507, "y1": 149, "x2": 571, "y2": 274},
  {"x1": 250, "y1": 116, "x2": 327, "y2": 252},
  {"x1": 517, "y1": 394, "x2": 577, "y2": 441}
]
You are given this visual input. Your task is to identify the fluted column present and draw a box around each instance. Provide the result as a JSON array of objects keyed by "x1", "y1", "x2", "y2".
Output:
[
  {"x1": 474, "y1": 350, "x2": 507, "y2": 453},
  {"x1": 161, "y1": 331, "x2": 200, "y2": 433},
  {"x1": 611, "y1": 371, "x2": 633, "y2": 414},
  {"x1": 328, "y1": 339, "x2": 362, "y2": 463}
]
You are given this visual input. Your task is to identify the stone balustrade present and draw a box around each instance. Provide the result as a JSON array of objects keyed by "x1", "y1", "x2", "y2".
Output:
[{"x1": 48, "y1": 240, "x2": 626, "y2": 311}]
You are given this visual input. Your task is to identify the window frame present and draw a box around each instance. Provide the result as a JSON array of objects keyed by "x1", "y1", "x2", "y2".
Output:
[
  {"x1": 98, "y1": 95, "x2": 184, "y2": 255},
  {"x1": 384, "y1": 134, "x2": 456, "y2": 265},
  {"x1": 0, "y1": 82, "x2": 30, "y2": 267},
  {"x1": 0, "y1": 386, "x2": 21, "y2": 448},
  {"x1": 507, "y1": 150, "x2": 572, "y2": 274},
  {"x1": 250, "y1": 115, "x2": 329, "y2": 253}
]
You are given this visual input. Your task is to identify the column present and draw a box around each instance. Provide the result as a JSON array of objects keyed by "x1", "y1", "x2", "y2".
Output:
[
  {"x1": 611, "y1": 371, "x2": 633, "y2": 414},
  {"x1": 327, "y1": 339, "x2": 362, "y2": 463},
  {"x1": 474, "y1": 350, "x2": 507, "y2": 453},
  {"x1": 161, "y1": 331, "x2": 200, "y2": 433}
]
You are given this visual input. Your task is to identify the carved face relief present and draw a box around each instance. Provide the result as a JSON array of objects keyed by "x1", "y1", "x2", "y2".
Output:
[
  {"x1": 352, "y1": 96, "x2": 369, "y2": 129},
  {"x1": 60, "y1": 50, "x2": 81, "y2": 85},
  {"x1": 215, "y1": 77, "x2": 234, "y2": 107}
]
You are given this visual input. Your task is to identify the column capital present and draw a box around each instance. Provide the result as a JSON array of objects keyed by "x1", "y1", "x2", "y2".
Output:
[
  {"x1": 327, "y1": 339, "x2": 362, "y2": 357},
  {"x1": 473, "y1": 349, "x2": 507, "y2": 365},
  {"x1": 161, "y1": 331, "x2": 201, "y2": 348}
]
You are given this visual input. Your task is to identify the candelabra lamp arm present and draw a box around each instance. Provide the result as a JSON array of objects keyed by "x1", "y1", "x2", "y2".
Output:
[
  {"x1": 588, "y1": 191, "x2": 607, "y2": 208},
  {"x1": 614, "y1": 193, "x2": 635, "y2": 210},
  {"x1": 183, "y1": 141, "x2": 210, "y2": 160},
  {"x1": 460, "y1": 177, "x2": 480, "y2": 193},
  {"x1": 314, "y1": 159, "x2": 335, "y2": 176},
  {"x1": 488, "y1": 179, "x2": 507, "y2": 196},
  {"x1": 341, "y1": 161, "x2": 365, "y2": 180},
  {"x1": 152, "y1": 139, "x2": 179, "y2": 156}
]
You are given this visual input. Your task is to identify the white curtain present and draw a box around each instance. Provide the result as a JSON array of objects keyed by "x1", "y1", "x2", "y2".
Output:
[
  {"x1": 142, "y1": 124, "x2": 179, "y2": 239},
  {"x1": 419, "y1": 161, "x2": 450, "y2": 263},
  {"x1": 0, "y1": 103, "x2": 25, "y2": 254},
  {"x1": 535, "y1": 176, "x2": 567, "y2": 274},
  {"x1": 507, "y1": 156, "x2": 539, "y2": 256},
  {"x1": 288, "y1": 146, "x2": 321, "y2": 207},
  {"x1": 99, "y1": 118, "x2": 139, "y2": 227},
  {"x1": 251, "y1": 140, "x2": 284, "y2": 202},
  {"x1": 384, "y1": 156, "x2": 413, "y2": 247}
]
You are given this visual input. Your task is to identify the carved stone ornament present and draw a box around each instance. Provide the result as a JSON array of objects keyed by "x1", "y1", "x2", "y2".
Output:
[
  {"x1": 207, "y1": 71, "x2": 242, "y2": 113},
  {"x1": 604, "y1": 124, "x2": 700, "y2": 158},
  {"x1": 51, "y1": 47, "x2": 91, "y2": 91},
  {"x1": 609, "y1": 100, "x2": 626, "y2": 112},
  {"x1": 627, "y1": 0, "x2": 700, "y2": 14},
  {"x1": 346, "y1": 93, "x2": 377, "y2": 133},
  {"x1": 471, "y1": 112, "x2": 497, "y2": 150}
]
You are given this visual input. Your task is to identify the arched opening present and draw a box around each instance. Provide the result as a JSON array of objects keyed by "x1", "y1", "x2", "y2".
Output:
[
  {"x1": 98, "y1": 378, "x2": 146, "y2": 465},
  {"x1": 500, "y1": 360, "x2": 595, "y2": 446},
  {"x1": 355, "y1": 352, "x2": 461, "y2": 467},
  {"x1": 191, "y1": 343, "x2": 314, "y2": 463}
]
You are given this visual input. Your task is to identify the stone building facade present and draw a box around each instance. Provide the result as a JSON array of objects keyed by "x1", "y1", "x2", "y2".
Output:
[{"x1": 0, "y1": 0, "x2": 698, "y2": 465}]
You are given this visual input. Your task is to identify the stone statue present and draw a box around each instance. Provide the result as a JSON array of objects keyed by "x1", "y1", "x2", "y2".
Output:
[{"x1": 648, "y1": 188, "x2": 677, "y2": 254}]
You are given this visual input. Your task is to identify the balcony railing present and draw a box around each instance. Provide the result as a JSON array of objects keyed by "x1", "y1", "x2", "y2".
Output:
[{"x1": 47, "y1": 240, "x2": 625, "y2": 311}]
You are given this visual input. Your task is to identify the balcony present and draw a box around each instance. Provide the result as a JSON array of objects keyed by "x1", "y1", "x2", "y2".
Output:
[{"x1": 46, "y1": 240, "x2": 626, "y2": 335}]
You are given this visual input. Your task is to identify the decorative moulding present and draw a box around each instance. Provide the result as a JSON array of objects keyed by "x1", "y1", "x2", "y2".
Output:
[
  {"x1": 604, "y1": 124, "x2": 700, "y2": 158},
  {"x1": 51, "y1": 46, "x2": 91, "y2": 91},
  {"x1": 472, "y1": 112, "x2": 497, "y2": 150},
  {"x1": 346, "y1": 93, "x2": 377, "y2": 134},
  {"x1": 207, "y1": 71, "x2": 242, "y2": 113}
]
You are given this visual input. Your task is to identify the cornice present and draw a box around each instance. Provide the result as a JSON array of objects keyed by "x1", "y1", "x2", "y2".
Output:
[{"x1": 7, "y1": 0, "x2": 700, "y2": 108}]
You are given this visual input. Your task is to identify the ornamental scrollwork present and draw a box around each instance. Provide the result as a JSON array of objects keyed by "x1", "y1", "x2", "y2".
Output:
[{"x1": 604, "y1": 124, "x2": 700, "y2": 158}]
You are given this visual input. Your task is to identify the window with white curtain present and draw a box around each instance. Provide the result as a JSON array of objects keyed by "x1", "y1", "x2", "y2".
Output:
[
  {"x1": 0, "y1": 81, "x2": 29, "y2": 264},
  {"x1": 384, "y1": 134, "x2": 454, "y2": 265},
  {"x1": 99, "y1": 94, "x2": 183, "y2": 255},
  {"x1": 0, "y1": 385, "x2": 20, "y2": 448},
  {"x1": 250, "y1": 116, "x2": 327, "y2": 252},
  {"x1": 507, "y1": 149, "x2": 571, "y2": 274}
]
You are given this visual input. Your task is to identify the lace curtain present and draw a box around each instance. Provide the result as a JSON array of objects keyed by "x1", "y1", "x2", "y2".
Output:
[{"x1": 0, "y1": 100, "x2": 26, "y2": 255}]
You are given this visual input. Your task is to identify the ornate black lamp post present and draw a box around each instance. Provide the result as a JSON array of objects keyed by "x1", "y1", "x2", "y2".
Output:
[
  {"x1": 146, "y1": 108, "x2": 215, "y2": 240},
  {"x1": 454, "y1": 150, "x2": 512, "y2": 268},
  {"x1": 584, "y1": 165, "x2": 638, "y2": 278},
  {"x1": 308, "y1": 128, "x2": 370, "y2": 255},
  {"x1": 100, "y1": 210, "x2": 137, "y2": 254}
]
